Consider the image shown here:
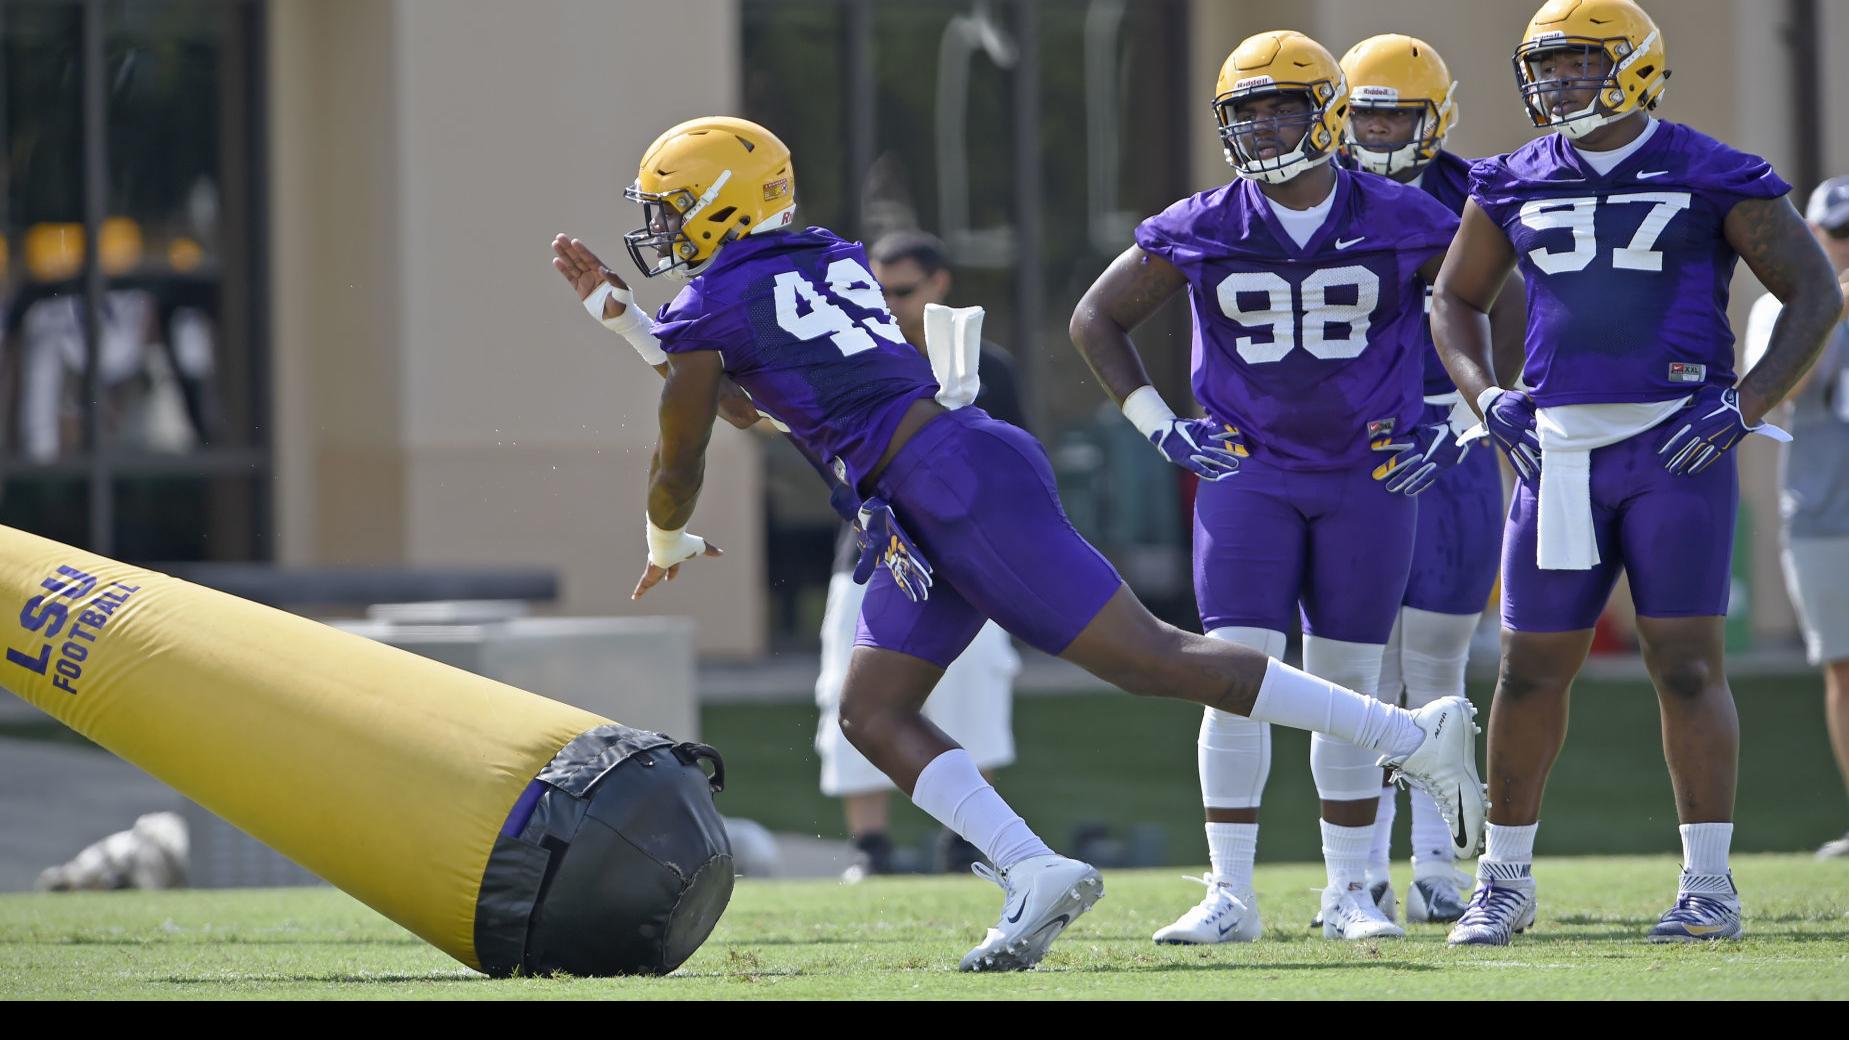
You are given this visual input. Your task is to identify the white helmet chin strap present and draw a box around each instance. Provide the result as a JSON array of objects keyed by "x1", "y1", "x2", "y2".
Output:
[
  {"x1": 1353, "y1": 141, "x2": 1419, "y2": 176},
  {"x1": 1552, "y1": 96, "x2": 1619, "y2": 140},
  {"x1": 1230, "y1": 137, "x2": 1331, "y2": 185}
]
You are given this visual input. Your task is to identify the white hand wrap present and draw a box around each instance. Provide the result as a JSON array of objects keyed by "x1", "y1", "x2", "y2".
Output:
[
  {"x1": 1120, "y1": 385, "x2": 1179, "y2": 441},
  {"x1": 585, "y1": 281, "x2": 667, "y2": 366},
  {"x1": 645, "y1": 519, "x2": 706, "y2": 569}
]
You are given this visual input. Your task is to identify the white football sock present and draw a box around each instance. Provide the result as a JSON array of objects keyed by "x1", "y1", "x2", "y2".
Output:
[
  {"x1": 1679, "y1": 822, "x2": 1733, "y2": 878},
  {"x1": 910, "y1": 748, "x2": 1052, "y2": 871},
  {"x1": 1248, "y1": 659, "x2": 1423, "y2": 758},
  {"x1": 1321, "y1": 820, "x2": 1373, "y2": 891},
  {"x1": 1206, "y1": 822, "x2": 1258, "y2": 893},
  {"x1": 1480, "y1": 821, "x2": 1538, "y2": 884},
  {"x1": 1370, "y1": 785, "x2": 1397, "y2": 878}
]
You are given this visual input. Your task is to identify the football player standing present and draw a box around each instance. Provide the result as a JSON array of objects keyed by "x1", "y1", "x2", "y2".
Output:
[
  {"x1": 1071, "y1": 30, "x2": 1514, "y2": 943},
  {"x1": 1339, "y1": 34, "x2": 1526, "y2": 926},
  {"x1": 1430, "y1": 0, "x2": 1843, "y2": 945}
]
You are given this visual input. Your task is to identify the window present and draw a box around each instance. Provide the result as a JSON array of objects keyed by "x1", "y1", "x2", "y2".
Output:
[{"x1": 1, "y1": 0, "x2": 267, "y2": 562}]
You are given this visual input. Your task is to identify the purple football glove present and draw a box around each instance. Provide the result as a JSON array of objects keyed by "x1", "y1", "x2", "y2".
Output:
[
  {"x1": 851, "y1": 496, "x2": 934, "y2": 602},
  {"x1": 1375, "y1": 404, "x2": 1481, "y2": 497},
  {"x1": 1657, "y1": 384, "x2": 1786, "y2": 476},
  {"x1": 1481, "y1": 388, "x2": 1542, "y2": 483},
  {"x1": 1149, "y1": 417, "x2": 1247, "y2": 481}
]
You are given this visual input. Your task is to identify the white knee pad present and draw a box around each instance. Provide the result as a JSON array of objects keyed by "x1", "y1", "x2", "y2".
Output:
[
  {"x1": 1310, "y1": 733, "x2": 1386, "y2": 802},
  {"x1": 1302, "y1": 634, "x2": 1388, "y2": 802},
  {"x1": 1198, "y1": 627, "x2": 1286, "y2": 810},
  {"x1": 1398, "y1": 606, "x2": 1479, "y2": 708}
]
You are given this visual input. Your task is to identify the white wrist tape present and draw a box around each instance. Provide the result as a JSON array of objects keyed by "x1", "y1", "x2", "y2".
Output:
[
  {"x1": 585, "y1": 281, "x2": 667, "y2": 366},
  {"x1": 1120, "y1": 385, "x2": 1178, "y2": 441},
  {"x1": 645, "y1": 519, "x2": 706, "y2": 569}
]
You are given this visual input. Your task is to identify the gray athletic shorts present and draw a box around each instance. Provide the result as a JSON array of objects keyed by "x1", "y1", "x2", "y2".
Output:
[{"x1": 1781, "y1": 535, "x2": 1849, "y2": 665}]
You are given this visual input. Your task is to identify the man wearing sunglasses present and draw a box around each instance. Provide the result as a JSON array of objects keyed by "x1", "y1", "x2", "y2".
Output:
[
  {"x1": 817, "y1": 229, "x2": 1027, "y2": 880},
  {"x1": 1745, "y1": 176, "x2": 1849, "y2": 860}
]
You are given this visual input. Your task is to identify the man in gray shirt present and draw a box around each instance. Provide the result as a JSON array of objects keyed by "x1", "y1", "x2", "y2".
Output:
[{"x1": 1745, "y1": 176, "x2": 1849, "y2": 858}]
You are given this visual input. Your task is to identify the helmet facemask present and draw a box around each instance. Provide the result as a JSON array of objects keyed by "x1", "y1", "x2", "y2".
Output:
[
  {"x1": 622, "y1": 170, "x2": 742, "y2": 281},
  {"x1": 1514, "y1": 33, "x2": 1658, "y2": 140},
  {"x1": 1215, "y1": 84, "x2": 1339, "y2": 185},
  {"x1": 1345, "y1": 93, "x2": 1449, "y2": 177}
]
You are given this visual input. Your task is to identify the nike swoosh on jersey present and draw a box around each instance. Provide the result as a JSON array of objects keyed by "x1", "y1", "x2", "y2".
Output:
[
  {"x1": 1334, "y1": 237, "x2": 1366, "y2": 249},
  {"x1": 1636, "y1": 170, "x2": 1670, "y2": 179}
]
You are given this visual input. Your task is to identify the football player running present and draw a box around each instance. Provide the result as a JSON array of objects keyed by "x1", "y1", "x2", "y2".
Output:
[
  {"x1": 1339, "y1": 34, "x2": 1527, "y2": 926},
  {"x1": 555, "y1": 116, "x2": 1487, "y2": 971},
  {"x1": 1070, "y1": 31, "x2": 1514, "y2": 944},
  {"x1": 1430, "y1": 0, "x2": 1844, "y2": 945}
]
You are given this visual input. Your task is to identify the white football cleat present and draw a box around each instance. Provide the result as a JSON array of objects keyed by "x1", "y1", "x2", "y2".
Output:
[
  {"x1": 1380, "y1": 696, "x2": 1486, "y2": 858},
  {"x1": 1320, "y1": 884, "x2": 1405, "y2": 940},
  {"x1": 1406, "y1": 862, "x2": 1473, "y2": 924},
  {"x1": 1446, "y1": 879, "x2": 1537, "y2": 946},
  {"x1": 959, "y1": 855, "x2": 1104, "y2": 972},
  {"x1": 1153, "y1": 874, "x2": 1262, "y2": 944},
  {"x1": 1308, "y1": 876, "x2": 1395, "y2": 929}
]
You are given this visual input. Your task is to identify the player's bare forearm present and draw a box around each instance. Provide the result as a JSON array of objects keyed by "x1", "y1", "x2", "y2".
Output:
[
  {"x1": 1488, "y1": 273, "x2": 1528, "y2": 387},
  {"x1": 647, "y1": 351, "x2": 723, "y2": 529},
  {"x1": 1069, "y1": 246, "x2": 1187, "y2": 404},
  {"x1": 1727, "y1": 195, "x2": 1845, "y2": 424},
  {"x1": 1432, "y1": 202, "x2": 1518, "y2": 417}
]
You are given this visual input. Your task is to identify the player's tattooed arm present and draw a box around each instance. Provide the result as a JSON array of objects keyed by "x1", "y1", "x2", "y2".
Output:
[
  {"x1": 1068, "y1": 246, "x2": 1189, "y2": 404},
  {"x1": 1727, "y1": 195, "x2": 1845, "y2": 424},
  {"x1": 647, "y1": 348, "x2": 724, "y2": 530},
  {"x1": 1431, "y1": 201, "x2": 1518, "y2": 418}
]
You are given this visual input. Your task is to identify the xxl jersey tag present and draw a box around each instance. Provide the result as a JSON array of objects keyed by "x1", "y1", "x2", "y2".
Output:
[{"x1": 1668, "y1": 362, "x2": 1707, "y2": 384}]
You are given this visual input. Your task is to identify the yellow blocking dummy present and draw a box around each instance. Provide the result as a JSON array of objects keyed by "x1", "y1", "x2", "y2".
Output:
[{"x1": 0, "y1": 525, "x2": 733, "y2": 976}]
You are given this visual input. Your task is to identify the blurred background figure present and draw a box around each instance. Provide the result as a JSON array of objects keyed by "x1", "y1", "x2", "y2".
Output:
[
  {"x1": 815, "y1": 230, "x2": 1023, "y2": 879},
  {"x1": 1746, "y1": 175, "x2": 1849, "y2": 859}
]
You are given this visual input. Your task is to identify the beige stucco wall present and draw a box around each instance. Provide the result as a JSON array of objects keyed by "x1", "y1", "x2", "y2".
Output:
[
  {"x1": 269, "y1": 0, "x2": 766, "y2": 656},
  {"x1": 1189, "y1": 0, "x2": 1842, "y2": 641}
]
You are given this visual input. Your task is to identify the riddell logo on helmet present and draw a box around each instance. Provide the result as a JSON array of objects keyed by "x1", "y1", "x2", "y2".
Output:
[
  {"x1": 1353, "y1": 85, "x2": 1401, "y2": 102},
  {"x1": 763, "y1": 178, "x2": 790, "y2": 202},
  {"x1": 1234, "y1": 75, "x2": 1276, "y2": 89}
]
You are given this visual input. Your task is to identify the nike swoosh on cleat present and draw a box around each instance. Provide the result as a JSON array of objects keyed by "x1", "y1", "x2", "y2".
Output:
[
  {"x1": 1217, "y1": 918, "x2": 1241, "y2": 936},
  {"x1": 1453, "y1": 792, "x2": 1469, "y2": 849},
  {"x1": 1334, "y1": 236, "x2": 1366, "y2": 250},
  {"x1": 1006, "y1": 898, "x2": 1027, "y2": 924},
  {"x1": 1636, "y1": 170, "x2": 1670, "y2": 179}
]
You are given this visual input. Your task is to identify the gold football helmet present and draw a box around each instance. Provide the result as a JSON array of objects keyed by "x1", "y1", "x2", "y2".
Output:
[
  {"x1": 1341, "y1": 34, "x2": 1457, "y2": 177},
  {"x1": 623, "y1": 116, "x2": 797, "y2": 280},
  {"x1": 1513, "y1": 0, "x2": 1668, "y2": 140},
  {"x1": 1213, "y1": 31, "x2": 1349, "y2": 185}
]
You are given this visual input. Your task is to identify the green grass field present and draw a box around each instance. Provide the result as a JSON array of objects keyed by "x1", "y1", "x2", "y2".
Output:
[
  {"x1": 2, "y1": 854, "x2": 1845, "y2": 999},
  {"x1": 706, "y1": 676, "x2": 1849, "y2": 863}
]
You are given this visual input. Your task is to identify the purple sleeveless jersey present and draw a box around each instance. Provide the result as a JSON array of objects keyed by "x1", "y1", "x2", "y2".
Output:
[
  {"x1": 1469, "y1": 121, "x2": 1790, "y2": 407},
  {"x1": 1137, "y1": 167, "x2": 1460, "y2": 471},
  {"x1": 652, "y1": 227, "x2": 939, "y2": 488}
]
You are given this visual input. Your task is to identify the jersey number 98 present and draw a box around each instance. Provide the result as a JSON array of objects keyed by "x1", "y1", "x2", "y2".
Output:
[{"x1": 1215, "y1": 265, "x2": 1380, "y2": 364}]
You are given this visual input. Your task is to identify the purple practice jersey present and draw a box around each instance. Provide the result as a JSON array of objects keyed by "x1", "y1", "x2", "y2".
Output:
[
  {"x1": 1413, "y1": 150, "x2": 1473, "y2": 397},
  {"x1": 652, "y1": 227, "x2": 939, "y2": 488},
  {"x1": 1137, "y1": 167, "x2": 1460, "y2": 470},
  {"x1": 1469, "y1": 121, "x2": 1790, "y2": 407}
]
